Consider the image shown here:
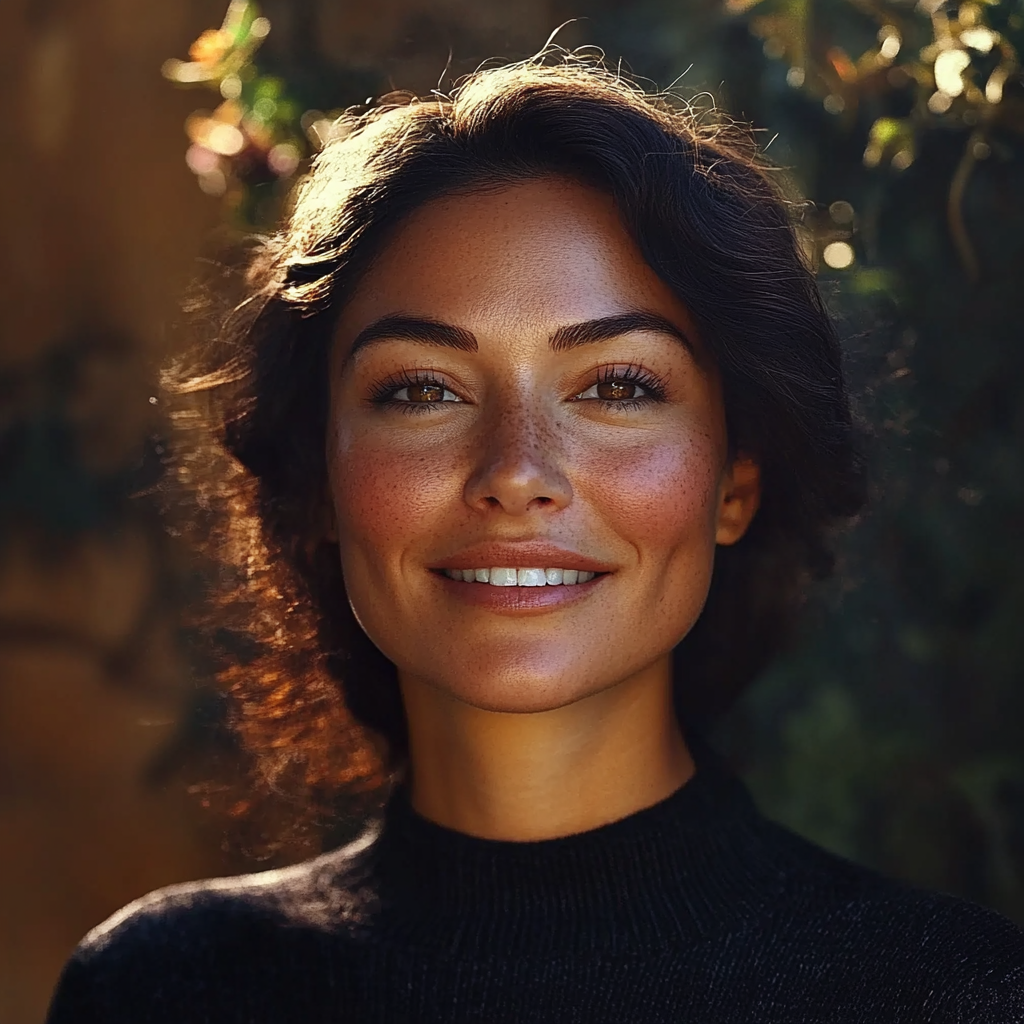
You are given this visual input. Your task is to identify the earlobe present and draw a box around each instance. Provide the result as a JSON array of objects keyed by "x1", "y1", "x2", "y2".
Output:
[{"x1": 715, "y1": 457, "x2": 761, "y2": 546}]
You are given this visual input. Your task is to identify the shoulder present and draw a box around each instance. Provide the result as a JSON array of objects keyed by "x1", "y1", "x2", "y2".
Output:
[
  {"x1": 757, "y1": 818, "x2": 1024, "y2": 1020},
  {"x1": 77, "y1": 822, "x2": 381, "y2": 957},
  {"x1": 763, "y1": 817, "x2": 1024, "y2": 951},
  {"x1": 45, "y1": 826, "x2": 380, "y2": 1024}
]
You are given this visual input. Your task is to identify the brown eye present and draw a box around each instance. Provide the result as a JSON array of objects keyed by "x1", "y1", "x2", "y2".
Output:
[
  {"x1": 387, "y1": 380, "x2": 462, "y2": 404},
  {"x1": 596, "y1": 380, "x2": 637, "y2": 401},
  {"x1": 572, "y1": 374, "x2": 656, "y2": 404},
  {"x1": 408, "y1": 383, "x2": 446, "y2": 402}
]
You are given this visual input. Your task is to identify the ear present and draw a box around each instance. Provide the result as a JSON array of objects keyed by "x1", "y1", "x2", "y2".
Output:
[{"x1": 715, "y1": 456, "x2": 761, "y2": 546}]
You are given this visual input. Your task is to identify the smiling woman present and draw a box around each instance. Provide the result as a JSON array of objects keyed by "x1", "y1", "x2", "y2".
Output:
[
  {"x1": 46, "y1": 55, "x2": 1024, "y2": 1024},
  {"x1": 325, "y1": 175, "x2": 766, "y2": 839}
]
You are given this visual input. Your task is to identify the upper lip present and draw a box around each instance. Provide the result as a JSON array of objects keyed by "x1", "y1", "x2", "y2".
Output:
[{"x1": 430, "y1": 542, "x2": 615, "y2": 573}]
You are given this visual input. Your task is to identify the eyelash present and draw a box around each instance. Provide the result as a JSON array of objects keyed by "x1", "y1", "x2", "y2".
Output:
[
  {"x1": 368, "y1": 368, "x2": 462, "y2": 415},
  {"x1": 368, "y1": 363, "x2": 669, "y2": 413},
  {"x1": 575, "y1": 363, "x2": 668, "y2": 410}
]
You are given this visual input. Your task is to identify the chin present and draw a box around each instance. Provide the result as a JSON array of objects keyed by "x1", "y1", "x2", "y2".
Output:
[
  {"x1": 451, "y1": 684, "x2": 591, "y2": 715},
  {"x1": 424, "y1": 654, "x2": 618, "y2": 715}
]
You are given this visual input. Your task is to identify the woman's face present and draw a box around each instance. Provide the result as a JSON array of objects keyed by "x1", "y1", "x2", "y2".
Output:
[{"x1": 328, "y1": 177, "x2": 758, "y2": 714}]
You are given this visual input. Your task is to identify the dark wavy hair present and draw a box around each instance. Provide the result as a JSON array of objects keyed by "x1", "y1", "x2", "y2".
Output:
[{"x1": 167, "y1": 55, "x2": 866, "y2": 819}]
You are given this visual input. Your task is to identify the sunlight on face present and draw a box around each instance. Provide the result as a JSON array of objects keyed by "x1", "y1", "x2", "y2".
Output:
[{"x1": 328, "y1": 177, "x2": 757, "y2": 713}]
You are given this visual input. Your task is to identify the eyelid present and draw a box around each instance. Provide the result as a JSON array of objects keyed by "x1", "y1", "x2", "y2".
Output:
[
  {"x1": 574, "y1": 380, "x2": 651, "y2": 400},
  {"x1": 368, "y1": 367, "x2": 470, "y2": 405},
  {"x1": 392, "y1": 384, "x2": 463, "y2": 403},
  {"x1": 570, "y1": 362, "x2": 668, "y2": 402}
]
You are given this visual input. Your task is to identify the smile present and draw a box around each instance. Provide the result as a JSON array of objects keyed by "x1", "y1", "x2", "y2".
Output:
[{"x1": 441, "y1": 567, "x2": 599, "y2": 586}]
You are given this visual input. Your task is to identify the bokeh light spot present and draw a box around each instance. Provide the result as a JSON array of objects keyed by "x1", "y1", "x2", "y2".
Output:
[
  {"x1": 823, "y1": 241, "x2": 855, "y2": 269},
  {"x1": 891, "y1": 149, "x2": 914, "y2": 170},
  {"x1": 829, "y1": 200, "x2": 855, "y2": 224},
  {"x1": 207, "y1": 124, "x2": 245, "y2": 156},
  {"x1": 220, "y1": 74, "x2": 242, "y2": 100},
  {"x1": 934, "y1": 49, "x2": 970, "y2": 97},
  {"x1": 878, "y1": 26, "x2": 901, "y2": 61},
  {"x1": 960, "y1": 27, "x2": 996, "y2": 53},
  {"x1": 985, "y1": 68, "x2": 1007, "y2": 104},
  {"x1": 252, "y1": 97, "x2": 277, "y2": 121},
  {"x1": 268, "y1": 143, "x2": 300, "y2": 176},
  {"x1": 186, "y1": 144, "x2": 220, "y2": 175},
  {"x1": 198, "y1": 169, "x2": 227, "y2": 196}
]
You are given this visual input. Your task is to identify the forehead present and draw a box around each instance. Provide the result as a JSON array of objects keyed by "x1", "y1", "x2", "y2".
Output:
[{"x1": 335, "y1": 177, "x2": 701, "y2": 344}]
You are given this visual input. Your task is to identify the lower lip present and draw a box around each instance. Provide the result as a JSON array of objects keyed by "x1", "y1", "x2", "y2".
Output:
[{"x1": 432, "y1": 572, "x2": 608, "y2": 613}]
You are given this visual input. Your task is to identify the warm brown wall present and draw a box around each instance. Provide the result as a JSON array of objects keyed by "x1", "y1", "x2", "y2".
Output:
[
  {"x1": 0, "y1": 1, "x2": 567, "y2": 1021},
  {"x1": 2, "y1": 3, "x2": 228, "y2": 1020}
]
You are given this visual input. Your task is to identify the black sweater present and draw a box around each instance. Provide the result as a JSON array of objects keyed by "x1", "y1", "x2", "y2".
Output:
[{"x1": 47, "y1": 756, "x2": 1024, "y2": 1023}]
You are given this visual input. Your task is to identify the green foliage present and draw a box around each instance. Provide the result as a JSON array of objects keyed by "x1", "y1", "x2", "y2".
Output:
[
  {"x1": 733, "y1": 0, "x2": 1023, "y2": 280},
  {"x1": 163, "y1": 0, "x2": 378, "y2": 228},
  {"x1": 705, "y1": 0, "x2": 1024, "y2": 921}
]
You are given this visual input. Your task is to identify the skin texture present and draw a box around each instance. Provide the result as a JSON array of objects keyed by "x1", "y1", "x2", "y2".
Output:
[{"x1": 328, "y1": 178, "x2": 760, "y2": 840}]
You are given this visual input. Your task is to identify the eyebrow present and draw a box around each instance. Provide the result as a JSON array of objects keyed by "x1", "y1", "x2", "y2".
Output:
[
  {"x1": 550, "y1": 311, "x2": 694, "y2": 354},
  {"x1": 343, "y1": 309, "x2": 694, "y2": 367},
  {"x1": 345, "y1": 314, "x2": 478, "y2": 367}
]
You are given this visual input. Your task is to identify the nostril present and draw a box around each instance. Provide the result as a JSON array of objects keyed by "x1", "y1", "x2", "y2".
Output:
[{"x1": 466, "y1": 466, "x2": 572, "y2": 515}]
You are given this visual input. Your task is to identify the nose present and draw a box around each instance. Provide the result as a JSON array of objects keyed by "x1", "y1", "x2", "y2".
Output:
[{"x1": 463, "y1": 398, "x2": 573, "y2": 516}]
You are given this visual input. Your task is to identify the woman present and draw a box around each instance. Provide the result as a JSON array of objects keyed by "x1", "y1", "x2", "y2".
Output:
[{"x1": 47, "y1": 57, "x2": 1024, "y2": 1023}]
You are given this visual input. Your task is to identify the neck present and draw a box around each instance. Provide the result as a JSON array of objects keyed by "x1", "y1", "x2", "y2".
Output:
[{"x1": 400, "y1": 658, "x2": 694, "y2": 841}]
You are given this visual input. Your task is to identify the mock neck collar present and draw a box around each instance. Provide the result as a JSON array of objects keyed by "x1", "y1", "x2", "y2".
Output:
[{"x1": 365, "y1": 746, "x2": 788, "y2": 955}]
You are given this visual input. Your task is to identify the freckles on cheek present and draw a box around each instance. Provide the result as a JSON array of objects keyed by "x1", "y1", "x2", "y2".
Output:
[
  {"x1": 328, "y1": 427, "x2": 461, "y2": 562},
  {"x1": 586, "y1": 434, "x2": 720, "y2": 547}
]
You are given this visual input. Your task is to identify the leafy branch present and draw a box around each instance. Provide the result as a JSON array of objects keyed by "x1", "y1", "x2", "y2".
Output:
[
  {"x1": 162, "y1": 0, "x2": 351, "y2": 228},
  {"x1": 729, "y1": 0, "x2": 1024, "y2": 280}
]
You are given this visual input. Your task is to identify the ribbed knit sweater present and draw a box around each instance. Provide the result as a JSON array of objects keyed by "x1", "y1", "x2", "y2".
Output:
[{"x1": 46, "y1": 754, "x2": 1024, "y2": 1023}]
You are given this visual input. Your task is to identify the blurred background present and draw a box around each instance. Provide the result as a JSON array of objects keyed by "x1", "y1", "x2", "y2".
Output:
[{"x1": 3, "y1": 0, "x2": 1023, "y2": 1019}]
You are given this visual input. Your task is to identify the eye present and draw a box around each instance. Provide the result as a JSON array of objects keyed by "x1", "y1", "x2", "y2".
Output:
[
  {"x1": 368, "y1": 370, "x2": 467, "y2": 412},
  {"x1": 574, "y1": 378, "x2": 651, "y2": 401},
  {"x1": 391, "y1": 382, "x2": 463, "y2": 403}
]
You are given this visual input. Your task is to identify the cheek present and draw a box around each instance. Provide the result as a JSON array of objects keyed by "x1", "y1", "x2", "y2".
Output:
[
  {"x1": 577, "y1": 427, "x2": 722, "y2": 556},
  {"x1": 327, "y1": 421, "x2": 463, "y2": 570},
  {"x1": 577, "y1": 426, "x2": 723, "y2": 648}
]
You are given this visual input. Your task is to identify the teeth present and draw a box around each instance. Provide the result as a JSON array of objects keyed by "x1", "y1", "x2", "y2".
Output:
[
  {"x1": 517, "y1": 568, "x2": 547, "y2": 587},
  {"x1": 442, "y1": 566, "x2": 600, "y2": 586},
  {"x1": 488, "y1": 567, "x2": 518, "y2": 587}
]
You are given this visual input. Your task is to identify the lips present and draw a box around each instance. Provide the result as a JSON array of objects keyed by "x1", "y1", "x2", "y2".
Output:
[
  {"x1": 430, "y1": 542, "x2": 613, "y2": 576},
  {"x1": 428, "y1": 542, "x2": 614, "y2": 613},
  {"x1": 441, "y1": 567, "x2": 597, "y2": 585},
  {"x1": 433, "y1": 564, "x2": 608, "y2": 613}
]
